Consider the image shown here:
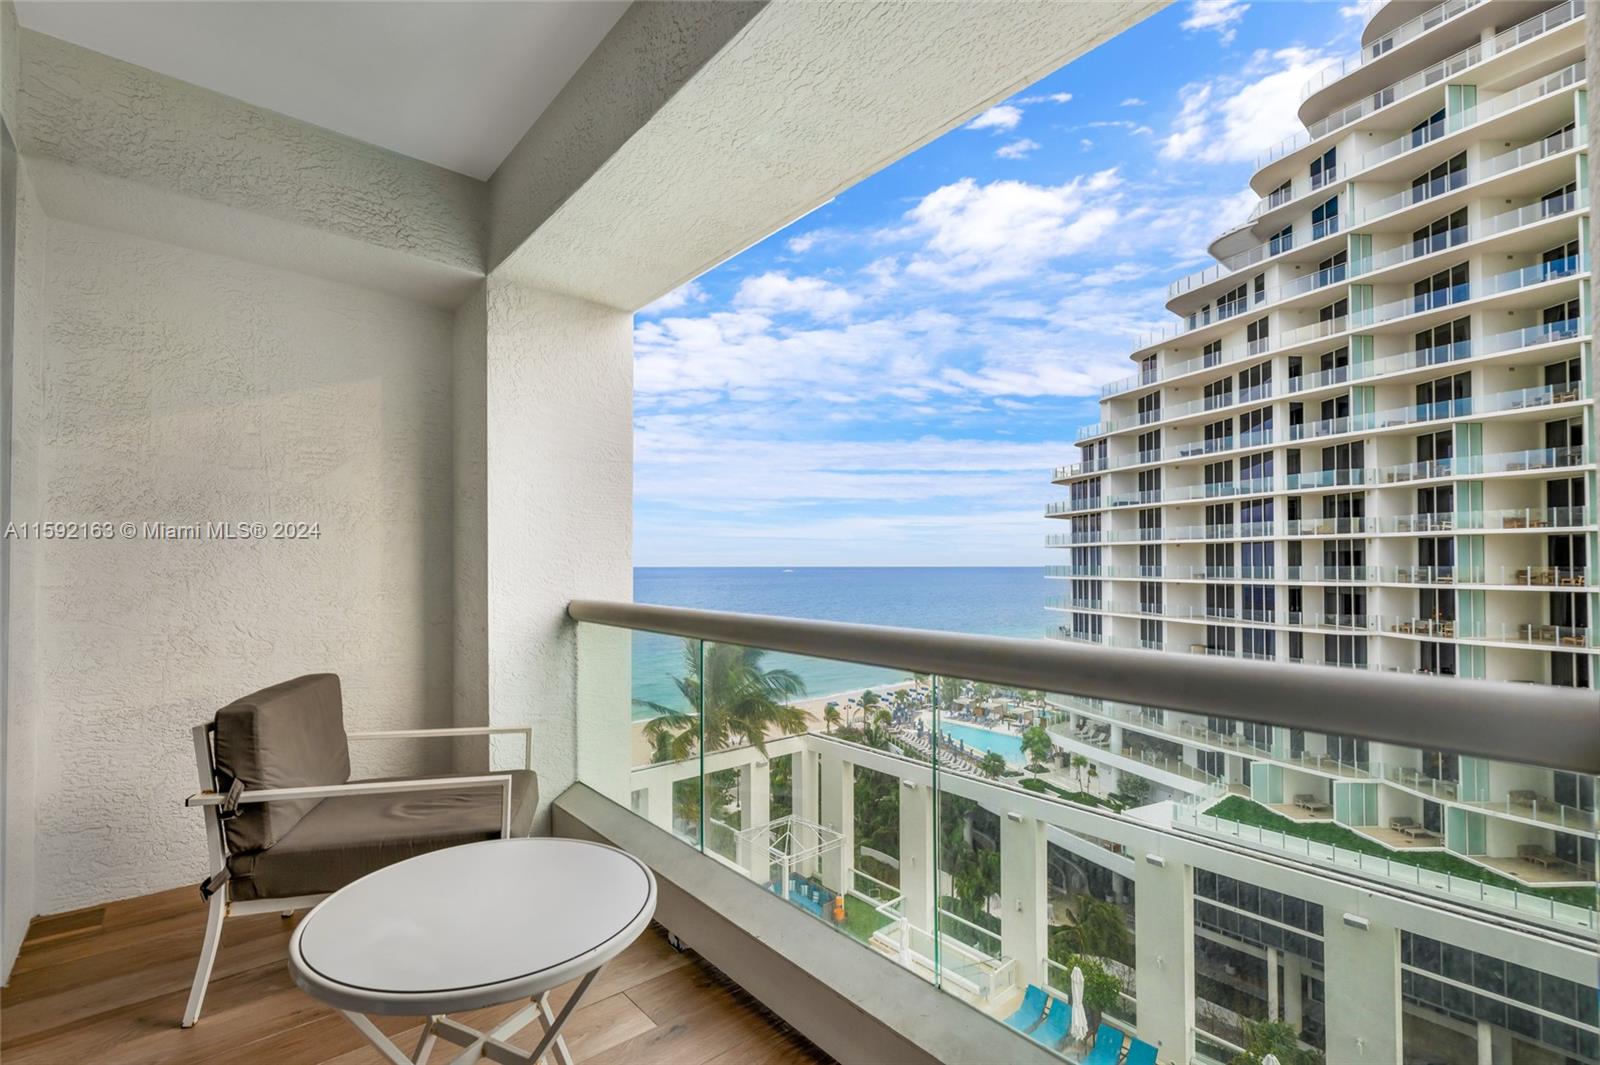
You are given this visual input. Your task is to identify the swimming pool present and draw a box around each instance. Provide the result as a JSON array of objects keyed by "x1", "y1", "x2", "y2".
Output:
[{"x1": 938, "y1": 722, "x2": 1026, "y2": 764}]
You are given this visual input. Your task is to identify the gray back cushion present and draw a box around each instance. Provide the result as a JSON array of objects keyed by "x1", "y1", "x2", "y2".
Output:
[{"x1": 213, "y1": 674, "x2": 350, "y2": 854}]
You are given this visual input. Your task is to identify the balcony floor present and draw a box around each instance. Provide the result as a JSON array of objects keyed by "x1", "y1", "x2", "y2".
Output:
[{"x1": 0, "y1": 886, "x2": 829, "y2": 1065}]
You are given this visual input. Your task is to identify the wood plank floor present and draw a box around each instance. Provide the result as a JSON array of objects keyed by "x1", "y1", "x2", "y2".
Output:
[{"x1": 2, "y1": 886, "x2": 831, "y2": 1065}]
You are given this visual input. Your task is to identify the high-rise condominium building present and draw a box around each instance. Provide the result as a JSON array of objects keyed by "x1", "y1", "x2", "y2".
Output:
[{"x1": 1049, "y1": 0, "x2": 1594, "y2": 891}]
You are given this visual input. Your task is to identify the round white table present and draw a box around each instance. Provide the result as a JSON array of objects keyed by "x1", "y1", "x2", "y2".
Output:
[{"x1": 288, "y1": 837, "x2": 657, "y2": 1065}]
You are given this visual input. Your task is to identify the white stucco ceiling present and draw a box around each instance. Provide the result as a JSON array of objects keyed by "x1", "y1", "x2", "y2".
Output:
[{"x1": 14, "y1": 0, "x2": 628, "y2": 180}]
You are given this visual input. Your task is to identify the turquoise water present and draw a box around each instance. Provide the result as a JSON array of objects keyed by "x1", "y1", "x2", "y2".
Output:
[
  {"x1": 938, "y1": 721, "x2": 1026, "y2": 764},
  {"x1": 631, "y1": 567, "x2": 1048, "y2": 718}
]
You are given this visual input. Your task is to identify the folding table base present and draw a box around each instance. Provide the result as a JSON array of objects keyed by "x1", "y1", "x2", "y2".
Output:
[{"x1": 339, "y1": 968, "x2": 601, "y2": 1065}]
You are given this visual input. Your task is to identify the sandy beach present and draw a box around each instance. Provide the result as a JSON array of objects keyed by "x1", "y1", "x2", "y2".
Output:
[{"x1": 628, "y1": 679, "x2": 920, "y2": 765}]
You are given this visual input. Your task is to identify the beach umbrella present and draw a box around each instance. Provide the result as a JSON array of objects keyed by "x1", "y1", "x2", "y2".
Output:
[
  {"x1": 1069, "y1": 967, "x2": 1088, "y2": 1043},
  {"x1": 1261, "y1": 1056, "x2": 1280, "y2": 1065}
]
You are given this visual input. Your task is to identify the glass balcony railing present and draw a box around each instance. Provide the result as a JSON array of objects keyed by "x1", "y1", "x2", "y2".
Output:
[
  {"x1": 1287, "y1": 318, "x2": 1587, "y2": 394},
  {"x1": 1297, "y1": 0, "x2": 1483, "y2": 103},
  {"x1": 1381, "y1": 617, "x2": 1594, "y2": 648},
  {"x1": 1385, "y1": 565, "x2": 1592, "y2": 588},
  {"x1": 1360, "y1": 60, "x2": 1586, "y2": 171},
  {"x1": 1265, "y1": 0, "x2": 1582, "y2": 175},
  {"x1": 1381, "y1": 506, "x2": 1594, "y2": 534},
  {"x1": 573, "y1": 599, "x2": 1600, "y2": 1065},
  {"x1": 1288, "y1": 381, "x2": 1591, "y2": 443}
]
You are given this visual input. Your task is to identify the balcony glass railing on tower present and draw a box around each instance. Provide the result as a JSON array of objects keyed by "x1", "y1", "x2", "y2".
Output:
[{"x1": 572, "y1": 603, "x2": 1598, "y2": 1065}]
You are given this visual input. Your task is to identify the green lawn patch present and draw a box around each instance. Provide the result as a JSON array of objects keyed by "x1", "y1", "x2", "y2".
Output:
[
  {"x1": 1018, "y1": 776, "x2": 1126, "y2": 811},
  {"x1": 1206, "y1": 795, "x2": 1594, "y2": 910},
  {"x1": 841, "y1": 893, "x2": 893, "y2": 944}
]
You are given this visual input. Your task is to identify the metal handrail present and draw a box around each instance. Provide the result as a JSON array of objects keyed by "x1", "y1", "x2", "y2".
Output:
[{"x1": 566, "y1": 600, "x2": 1600, "y2": 774}]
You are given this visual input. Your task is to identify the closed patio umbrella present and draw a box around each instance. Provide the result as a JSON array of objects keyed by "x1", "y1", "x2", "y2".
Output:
[
  {"x1": 1262, "y1": 1056, "x2": 1281, "y2": 1065},
  {"x1": 1069, "y1": 966, "x2": 1089, "y2": 1043}
]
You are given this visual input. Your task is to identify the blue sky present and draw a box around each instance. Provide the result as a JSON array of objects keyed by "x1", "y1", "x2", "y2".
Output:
[{"x1": 634, "y1": 0, "x2": 1375, "y2": 567}]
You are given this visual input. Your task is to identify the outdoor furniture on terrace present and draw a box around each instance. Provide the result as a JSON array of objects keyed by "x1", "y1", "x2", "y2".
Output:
[
  {"x1": 181, "y1": 673, "x2": 536, "y2": 1028},
  {"x1": 1082, "y1": 1024, "x2": 1127, "y2": 1065},
  {"x1": 1004, "y1": 985, "x2": 1049, "y2": 1033},
  {"x1": 1518, "y1": 844, "x2": 1560, "y2": 869},
  {"x1": 1389, "y1": 816, "x2": 1418, "y2": 832},
  {"x1": 1508, "y1": 789, "x2": 1538, "y2": 806},
  {"x1": 1124, "y1": 1038, "x2": 1160, "y2": 1065},
  {"x1": 1293, "y1": 794, "x2": 1331, "y2": 814},
  {"x1": 1029, "y1": 996, "x2": 1074, "y2": 1050},
  {"x1": 288, "y1": 838, "x2": 655, "y2": 1065}
]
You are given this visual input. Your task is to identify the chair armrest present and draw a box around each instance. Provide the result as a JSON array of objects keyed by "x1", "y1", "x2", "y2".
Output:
[
  {"x1": 347, "y1": 726, "x2": 533, "y2": 770},
  {"x1": 187, "y1": 774, "x2": 517, "y2": 836}
]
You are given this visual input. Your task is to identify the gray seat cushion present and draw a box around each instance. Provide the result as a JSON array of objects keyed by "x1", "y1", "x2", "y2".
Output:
[
  {"x1": 213, "y1": 674, "x2": 350, "y2": 854},
  {"x1": 225, "y1": 770, "x2": 537, "y2": 901}
]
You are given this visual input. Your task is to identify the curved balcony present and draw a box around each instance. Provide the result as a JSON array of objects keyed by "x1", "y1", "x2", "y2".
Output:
[
  {"x1": 1353, "y1": 127, "x2": 1580, "y2": 228},
  {"x1": 1264, "y1": 3, "x2": 1584, "y2": 175},
  {"x1": 1287, "y1": 318, "x2": 1585, "y2": 395},
  {"x1": 1360, "y1": 60, "x2": 1585, "y2": 171},
  {"x1": 1168, "y1": 215, "x2": 1348, "y2": 301},
  {"x1": 1299, "y1": 0, "x2": 1484, "y2": 104},
  {"x1": 1288, "y1": 381, "x2": 1589, "y2": 444},
  {"x1": 1355, "y1": 254, "x2": 1586, "y2": 331}
]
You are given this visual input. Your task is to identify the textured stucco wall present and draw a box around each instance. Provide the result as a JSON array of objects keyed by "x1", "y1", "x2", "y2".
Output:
[
  {"x1": 451, "y1": 285, "x2": 489, "y2": 771},
  {"x1": 2, "y1": 118, "x2": 44, "y2": 977},
  {"x1": 472, "y1": 280, "x2": 632, "y2": 827},
  {"x1": 498, "y1": 0, "x2": 1165, "y2": 310},
  {"x1": 15, "y1": 30, "x2": 487, "y2": 306},
  {"x1": 32, "y1": 221, "x2": 456, "y2": 910},
  {"x1": 487, "y1": 1, "x2": 764, "y2": 270}
]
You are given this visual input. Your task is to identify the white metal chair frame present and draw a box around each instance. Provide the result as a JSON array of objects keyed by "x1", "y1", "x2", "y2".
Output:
[{"x1": 181, "y1": 722, "x2": 534, "y2": 1028}]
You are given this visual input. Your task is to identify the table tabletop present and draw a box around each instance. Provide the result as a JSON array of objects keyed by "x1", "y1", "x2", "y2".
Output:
[{"x1": 288, "y1": 837, "x2": 656, "y2": 1015}]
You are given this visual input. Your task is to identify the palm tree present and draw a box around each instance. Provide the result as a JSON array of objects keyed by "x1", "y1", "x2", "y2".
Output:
[
  {"x1": 979, "y1": 751, "x2": 1008, "y2": 779},
  {"x1": 1050, "y1": 892, "x2": 1132, "y2": 961},
  {"x1": 638, "y1": 640, "x2": 808, "y2": 763},
  {"x1": 822, "y1": 702, "x2": 841, "y2": 734},
  {"x1": 1020, "y1": 725, "x2": 1054, "y2": 778}
]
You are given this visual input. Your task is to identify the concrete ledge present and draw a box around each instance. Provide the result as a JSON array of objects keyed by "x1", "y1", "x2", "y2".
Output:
[{"x1": 552, "y1": 783, "x2": 1061, "y2": 1065}]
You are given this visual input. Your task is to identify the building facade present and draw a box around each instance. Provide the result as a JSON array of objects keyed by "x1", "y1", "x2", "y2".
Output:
[{"x1": 1050, "y1": 0, "x2": 1595, "y2": 892}]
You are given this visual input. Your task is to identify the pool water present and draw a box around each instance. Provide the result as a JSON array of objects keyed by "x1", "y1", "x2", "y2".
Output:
[{"x1": 938, "y1": 722, "x2": 1026, "y2": 764}]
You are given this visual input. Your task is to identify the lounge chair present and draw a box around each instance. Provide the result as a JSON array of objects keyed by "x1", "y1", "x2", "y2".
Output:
[
  {"x1": 1029, "y1": 997, "x2": 1073, "y2": 1050},
  {"x1": 1004, "y1": 984, "x2": 1049, "y2": 1033},
  {"x1": 1124, "y1": 1038, "x2": 1159, "y2": 1065},
  {"x1": 1082, "y1": 1023, "x2": 1126, "y2": 1065}
]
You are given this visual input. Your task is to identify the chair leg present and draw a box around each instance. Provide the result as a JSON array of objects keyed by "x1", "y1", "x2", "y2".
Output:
[{"x1": 181, "y1": 891, "x2": 226, "y2": 1028}]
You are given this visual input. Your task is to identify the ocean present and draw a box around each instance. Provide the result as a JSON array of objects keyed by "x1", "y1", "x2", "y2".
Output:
[{"x1": 630, "y1": 567, "x2": 1049, "y2": 717}]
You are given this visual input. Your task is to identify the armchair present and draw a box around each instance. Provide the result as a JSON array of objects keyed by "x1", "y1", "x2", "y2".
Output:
[{"x1": 181, "y1": 673, "x2": 535, "y2": 1027}]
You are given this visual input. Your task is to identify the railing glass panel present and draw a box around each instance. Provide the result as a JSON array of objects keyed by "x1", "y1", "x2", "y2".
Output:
[{"x1": 575, "y1": 608, "x2": 1599, "y2": 1064}]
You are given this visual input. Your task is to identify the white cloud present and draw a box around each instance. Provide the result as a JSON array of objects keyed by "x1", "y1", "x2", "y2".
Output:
[
  {"x1": 1160, "y1": 47, "x2": 1340, "y2": 164},
  {"x1": 1120, "y1": 97, "x2": 1146, "y2": 107},
  {"x1": 639, "y1": 280, "x2": 705, "y2": 315},
  {"x1": 733, "y1": 271, "x2": 861, "y2": 320},
  {"x1": 966, "y1": 105, "x2": 1022, "y2": 132},
  {"x1": 897, "y1": 170, "x2": 1122, "y2": 289},
  {"x1": 1339, "y1": 0, "x2": 1383, "y2": 22},
  {"x1": 995, "y1": 138, "x2": 1041, "y2": 160},
  {"x1": 1016, "y1": 92, "x2": 1073, "y2": 105},
  {"x1": 1181, "y1": 0, "x2": 1249, "y2": 43},
  {"x1": 1079, "y1": 138, "x2": 1094, "y2": 151}
]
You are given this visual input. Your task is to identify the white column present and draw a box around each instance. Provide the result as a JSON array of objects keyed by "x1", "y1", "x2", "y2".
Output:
[
  {"x1": 791, "y1": 750, "x2": 819, "y2": 878},
  {"x1": 1265, "y1": 945, "x2": 1280, "y2": 1021},
  {"x1": 999, "y1": 812, "x2": 1048, "y2": 987},
  {"x1": 1282, "y1": 951, "x2": 1303, "y2": 1029},
  {"x1": 737, "y1": 759, "x2": 772, "y2": 883},
  {"x1": 1476, "y1": 1020, "x2": 1493, "y2": 1065},
  {"x1": 1323, "y1": 913, "x2": 1403, "y2": 1064},
  {"x1": 641, "y1": 776, "x2": 674, "y2": 833},
  {"x1": 898, "y1": 780, "x2": 936, "y2": 933},
  {"x1": 454, "y1": 281, "x2": 633, "y2": 834},
  {"x1": 818, "y1": 749, "x2": 854, "y2": 894},
  {"x1": 1135, "y1": 856, "x2": 1194, "y2": 1063}
]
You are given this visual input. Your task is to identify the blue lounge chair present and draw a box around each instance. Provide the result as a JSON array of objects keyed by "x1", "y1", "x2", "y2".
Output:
[
  {"x1": 1082, "y1": 1024, "x2": 1126, "y2": 1065},
  {"x1": 1003, "y1": 985, "x2": 1048, "y2": 1033},
  {"x1": 1029, "y1": 997, "x2": 1073, "y2": 1050},
  {"x1": 1123, "y1": 1038, "x2": 1158, "y2": 1065}
]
